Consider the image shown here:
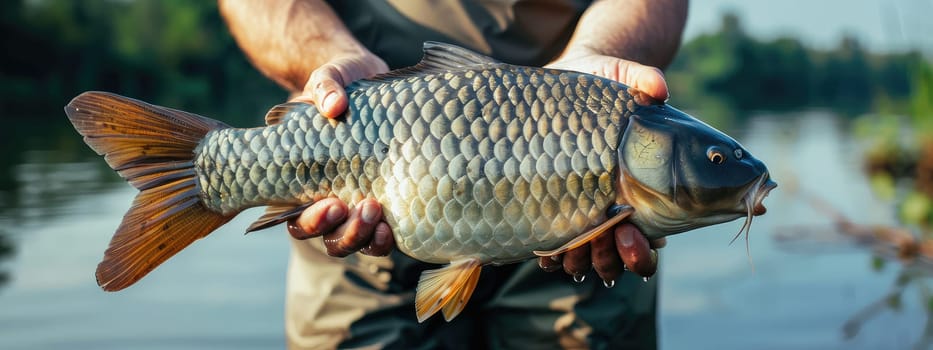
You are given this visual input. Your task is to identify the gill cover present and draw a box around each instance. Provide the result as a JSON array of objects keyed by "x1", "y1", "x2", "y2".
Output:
[{"x1": 619, "y1": 112, "x2": 675, "y2": 198}]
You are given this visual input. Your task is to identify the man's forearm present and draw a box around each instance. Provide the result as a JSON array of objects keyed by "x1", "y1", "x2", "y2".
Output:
[
  {"x1": 558, "y1": 0, "x2": 688, "y2": 68},
  {"x1": 218, "y1": 0, "x2": 370, "y2": 92}
]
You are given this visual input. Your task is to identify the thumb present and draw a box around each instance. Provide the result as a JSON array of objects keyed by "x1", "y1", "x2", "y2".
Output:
[
  {"x1": 292, "y1": 55, "x2": 389, "y2": 118},
  {"x1": 620, "y1": 62, "x2": 670, "y2": 102},
  {"x1": 296, "y1": 64, "x2": 349, "y2": 119}
]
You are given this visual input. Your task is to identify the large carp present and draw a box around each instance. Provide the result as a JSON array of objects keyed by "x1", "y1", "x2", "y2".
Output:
[{"x1": 65, "y1": 42, "x2": 775, "y2": 322}]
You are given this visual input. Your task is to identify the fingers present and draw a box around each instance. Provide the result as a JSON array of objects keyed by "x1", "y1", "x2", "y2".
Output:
[
  {"x1": 539, "y1": 237, "x2": 624, "y2": 284},
  {"x1": 360, "y1": 222, "x2": 395, "y2": 257},
  {"x1": 539, "y1": 223, "x2": 660, "y2": 284},
  {"x1": 291, "y1": 54, "x2": 389, "y2": 119},
  {"x1": 620, "y1": 62, "x2": 669, "y2": 102},
  {"x1": 287, "y1": 198, "x2": 395, "y2": 257},
  {"x1": 590, "y1": 231, "x2": 624, "y2": 284},
  {"x1": 538, "y1": 255, "x2": 562, "y2": 272},
  {"x1": 323, "y1": 198, "x2": 383, "y2": 257},
  {"x1": 296, "y1": 64, "x2": 349, "y2": 118},
  {"x1": 287, "y1": 198, "x2": 348, "y2": 240},
  {"x1": 614, "y1": 224, "x2": 658, "y2": 277},
  {"x1": 545, "y1": 53, "x2": 670, "y2": 102},
  {"x1": 562, "y1": 243, "x2": 591, "y2": 281},
  {"x1": 650, "y1": 237, "x2": 667, "y2": 249}
]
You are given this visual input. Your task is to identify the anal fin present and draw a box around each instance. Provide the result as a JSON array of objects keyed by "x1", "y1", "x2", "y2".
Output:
[
  {"x1": 415, "y1": 259, "x2": 483, "y2": 323},
  {"x1": 533, "y1": 205, "x2": 634, "y2": 257},
  {"x1": 246, "y1": 203, "x2": 312, "y2": 233}
]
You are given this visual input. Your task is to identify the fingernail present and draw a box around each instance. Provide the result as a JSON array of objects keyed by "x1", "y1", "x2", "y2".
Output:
[
  {"x1": 287, "y1": 221, "x2": 304, "y2": 235},
  {"x1": 550, "y1": 255, "x2": 562, "y2": 262},
  {"x1": 643, "y1": 276, "x2": 650, "y2": 282},
  {"x1": 663, "y1": 81, "x2": 671, "y2": 102},
  {"x1": 573, "y1": 273, "x2": 586, "y2": 283},
  {"x1": 603, "y1": 279, "x2": 615, "y2": 288},
  {"x1": 323, "y1": 92, "x2": 337, "y2": 111},
  {"x1": 326, "y1": 205, "x2": 346, "y2": 223},
  {"x1": 539, "y1": 260, "x2": 560, "y2": 272},
  {"x1": 373, "y1": 225, "x2": 387, "y2": 247},
  {"x1": 620, "y1": 229, "x2": 634, "y2": 247},
  {"x1": 361, "y1": 202, "x2": 380, "y2": 224}
]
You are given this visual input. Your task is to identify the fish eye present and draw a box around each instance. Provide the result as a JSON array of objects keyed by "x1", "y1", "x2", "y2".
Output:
[
  {"x1": 707, "y1": 147, "x2": 725, "y2": 164},
  {"x1": 734, "y1": 149, "x2": 743, "y2": 159}
]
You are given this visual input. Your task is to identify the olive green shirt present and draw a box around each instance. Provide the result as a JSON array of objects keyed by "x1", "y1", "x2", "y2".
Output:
[{"x1": 326, "y1": 0, "x2": 593, "y2": 68}]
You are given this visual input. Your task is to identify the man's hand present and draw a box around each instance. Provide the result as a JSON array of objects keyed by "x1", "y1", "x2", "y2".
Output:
[
  {"x1": 546, "y1": 53, "x2": 669, "y2": 102},
  {"x1": 539, "y1": 54, "x2": 671, "y2": 283},
  {"x1": 290, "y1": 53, "x2": 388, "y2": 118},
  {"x1": 220, "y1": 0, "x2": 395, "y2": 257},
  {"x1": 286, "y1": 53, "x2": 394, "y2": 257}
]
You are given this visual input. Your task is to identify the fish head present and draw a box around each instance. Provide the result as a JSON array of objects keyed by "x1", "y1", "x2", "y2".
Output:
[{"x1": 617, "y1": 104, "x2": 776, "y2": 239}]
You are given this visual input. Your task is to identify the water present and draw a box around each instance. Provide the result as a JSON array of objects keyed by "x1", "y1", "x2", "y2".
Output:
[
  {"x1": 660, "y1": 111, "x2": 929, "y2": 349},
  {"x1": 0, "y1": 118, "x2": 290, "y2": 349},
  {"x1": 0, "y1": 110, "x2": 928, "y2": 349}
]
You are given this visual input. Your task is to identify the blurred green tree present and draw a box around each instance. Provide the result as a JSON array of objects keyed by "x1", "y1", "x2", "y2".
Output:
[
  {"x1": 667, "y1": 12, "x2": 930, "y2": 115},
  {"x1": 0, "y1": 0, "x2": 284, "y2": 122}
]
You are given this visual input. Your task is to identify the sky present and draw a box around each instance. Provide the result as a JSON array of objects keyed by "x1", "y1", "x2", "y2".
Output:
[{"x1": 684, "y1": 0, "x2": 933, "y2": 54}]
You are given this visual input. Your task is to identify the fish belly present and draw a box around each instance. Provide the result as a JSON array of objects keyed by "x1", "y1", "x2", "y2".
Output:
[{"x1": 195, "y1": 66, "x2": 630, "y2": 264}]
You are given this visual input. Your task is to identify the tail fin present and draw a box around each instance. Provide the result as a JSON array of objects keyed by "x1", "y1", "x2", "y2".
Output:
[{"x1": 65, "y1": 91, "x2": 233, "y2": 291}]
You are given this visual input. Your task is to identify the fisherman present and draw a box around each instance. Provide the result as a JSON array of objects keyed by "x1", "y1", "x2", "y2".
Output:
[{"x1": 218, "y1": 1, "x2": 687, "y2": 348}]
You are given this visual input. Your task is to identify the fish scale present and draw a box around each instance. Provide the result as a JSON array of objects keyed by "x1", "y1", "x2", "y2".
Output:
[{"x1": 194, "y1": 65, "x2": 632, "y2": 264}]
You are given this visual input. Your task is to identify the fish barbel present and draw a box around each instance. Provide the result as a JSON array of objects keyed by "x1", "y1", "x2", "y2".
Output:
[{"x1": 65, "y1": 42, "x2": 775, "y2": 322}]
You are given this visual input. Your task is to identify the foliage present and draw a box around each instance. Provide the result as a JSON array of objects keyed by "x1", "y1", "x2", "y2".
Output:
[
  {"x1": 667, "y1": 13, "x2": 930, "y2": 116},
  {"x1": 0, "y1": 0, "x2": 285, "y2": 122},
  {"x1": 911, "y1": 58, "x2": 933, "y2": 137},
  {"x1": 853, "y1": 37, "x2": 933, "y2": 236},
  {"x1": 3, "y1": 4, "x2": 930, "y2": 122}
]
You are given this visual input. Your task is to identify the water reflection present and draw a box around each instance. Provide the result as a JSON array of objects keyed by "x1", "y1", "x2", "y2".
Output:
[
  {"x1": 0, "y1": 230, "x2": 13, "y2": 287},
  {"x1": 842, "y1": 267, "x2": 932, "y2": 350},
  {"x1": 0, "y1": 108, "x2": 265, "y2": 291},
  {"x1": 0, "y1": 118, "x2": 123, "y2": 291},
  {"x1": 769, "y1": 109, "x2": 933, "y2": 349},
  {"x1": 774, "y1": 193, "x2": 933, "y2": 349},
  {"x1": 0, "y1": 117, "x2": 290, "y2": 348}
]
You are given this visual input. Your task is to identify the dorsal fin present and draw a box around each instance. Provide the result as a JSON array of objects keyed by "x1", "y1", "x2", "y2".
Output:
[
  {"x1": 416, "y1": 41, "x2": 501, "y2": 69},
  {"x1": 356, "y1": 42, "x2": 503, "y2": 85},
  {"x1": 264, "y1": 102, "x2": 312, "y2": 125}
]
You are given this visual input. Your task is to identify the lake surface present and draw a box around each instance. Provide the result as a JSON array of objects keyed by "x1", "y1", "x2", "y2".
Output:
[{"x1": 0, "y1": 110, "x2": 928, "y2": 349}]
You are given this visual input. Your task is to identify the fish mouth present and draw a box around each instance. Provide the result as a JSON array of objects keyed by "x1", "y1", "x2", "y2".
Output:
[
  {"x1": 751, "y1": 175, "x2": 777, "y2": 216},
  {"x1": 730, "y1": 173, "x2": 777, "y2": 247}
]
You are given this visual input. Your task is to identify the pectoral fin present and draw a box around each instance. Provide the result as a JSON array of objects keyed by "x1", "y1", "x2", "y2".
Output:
[
  {"x1": 263, "y1": 102, "x2": 310, "y2": 125},
  {"x1": 245, "y1": 203, "x2": 311, "y2": 233},
  {"x1": 415, "y1": 259, "x2": 483, "y2": 323},
  {"x1": 533, "y1": 205, "x2": 634, "y2": 257}
]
